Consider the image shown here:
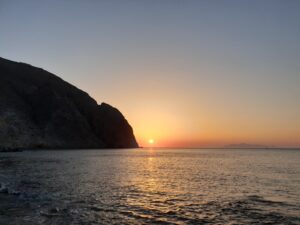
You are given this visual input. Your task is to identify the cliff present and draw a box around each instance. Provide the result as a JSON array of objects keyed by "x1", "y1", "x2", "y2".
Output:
[{"x1": 0, "y1": 57, "x2": 138, "y2": 150}]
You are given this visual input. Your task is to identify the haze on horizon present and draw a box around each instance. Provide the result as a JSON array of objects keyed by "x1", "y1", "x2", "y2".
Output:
[{"x1": 1, "y1": 0, "x2": 299, "y2": 148}]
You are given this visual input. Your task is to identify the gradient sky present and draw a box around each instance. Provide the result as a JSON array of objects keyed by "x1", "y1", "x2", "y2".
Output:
[{"x1": 1, "y1": 0, "x2": 300, "y2": 147}]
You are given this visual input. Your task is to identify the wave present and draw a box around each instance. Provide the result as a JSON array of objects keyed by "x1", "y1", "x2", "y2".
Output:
[{"x1": 0, "y1": 182, "x2": 20, "y2": 195}]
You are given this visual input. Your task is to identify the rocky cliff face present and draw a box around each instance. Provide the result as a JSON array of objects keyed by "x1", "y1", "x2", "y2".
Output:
[{"x1": 0, "y1": 57, "x2": 138, "y2": 150}]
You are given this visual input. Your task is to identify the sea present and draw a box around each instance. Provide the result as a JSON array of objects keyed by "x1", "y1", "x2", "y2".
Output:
[{"x1": 0, "y1": 149, "x2": 299, "y2": 224}]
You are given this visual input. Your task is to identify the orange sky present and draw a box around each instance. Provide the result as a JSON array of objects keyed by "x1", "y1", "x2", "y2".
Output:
[{"x1": 89, "y1": 67, "x2": 300, "y2": 148}]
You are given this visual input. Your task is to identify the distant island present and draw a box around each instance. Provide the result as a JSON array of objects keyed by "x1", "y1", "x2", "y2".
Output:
[
  {"x1": 223, "y1": 143, "x2": 271, "y2": 149},
  {"x1": 0, "y1": 57, "x2": 138, "y2": 151}
]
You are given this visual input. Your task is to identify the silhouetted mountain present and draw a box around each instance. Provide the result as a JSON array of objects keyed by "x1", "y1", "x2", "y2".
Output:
[
  {"x1": 0, "y1": 57, "x2": 138, "y2": 150},
  {"x1": 224, "y1": 143, "x2": 270, "y2": 149}
]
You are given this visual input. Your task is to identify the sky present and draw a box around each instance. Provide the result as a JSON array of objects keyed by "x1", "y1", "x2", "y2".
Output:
[{"x1": 1, "y1": 0, "x2": 299, "y2": 148}]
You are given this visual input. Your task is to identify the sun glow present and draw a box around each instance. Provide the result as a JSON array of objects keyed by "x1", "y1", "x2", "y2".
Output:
[{"x1": 148, "y1": 139, "x2": 154, "y2": 144}]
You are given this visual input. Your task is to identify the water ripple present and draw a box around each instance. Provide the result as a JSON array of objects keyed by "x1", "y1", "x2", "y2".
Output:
[{"x1": 0, "y1": 149, "x2": 299, "y2": 224}]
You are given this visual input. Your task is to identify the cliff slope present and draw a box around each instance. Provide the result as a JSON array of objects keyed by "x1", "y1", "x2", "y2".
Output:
[{"x1": 0, "y1": 57, "x2": 138, "y2": 150}]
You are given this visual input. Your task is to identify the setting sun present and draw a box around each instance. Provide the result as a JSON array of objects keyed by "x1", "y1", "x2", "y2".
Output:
[{"x1": 148, "y1": 139, "x2": 154, "y2": 144}]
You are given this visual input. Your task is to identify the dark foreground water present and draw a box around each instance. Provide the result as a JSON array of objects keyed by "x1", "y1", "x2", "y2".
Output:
[{"x1": 0, "y1": 149, "x2": 299, "y2": 225}]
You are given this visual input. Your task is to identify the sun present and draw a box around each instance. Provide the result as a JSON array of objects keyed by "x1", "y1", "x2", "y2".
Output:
[{"x1": 148, "y1": 139, "x2": 154, "y2": 144}]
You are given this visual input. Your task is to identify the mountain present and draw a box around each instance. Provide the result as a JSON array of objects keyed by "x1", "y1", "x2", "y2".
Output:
[
  {"x1": 223, "y1": 143, "x2": 270, "y2": 149},
  {"x1": 0, "y1": 57, "x2": 138, "y2": 150}
]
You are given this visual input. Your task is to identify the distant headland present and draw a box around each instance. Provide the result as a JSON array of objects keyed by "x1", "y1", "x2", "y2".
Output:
[
  {"x1": 0, "y1": 57, "x2": 138, "y2": 151},
  {"x1": 223, "y1": 143, "x2": 272, "y2": 149}
]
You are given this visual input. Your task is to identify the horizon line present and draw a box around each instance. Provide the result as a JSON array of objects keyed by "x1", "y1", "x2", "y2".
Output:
[{"x1": 140, "y1": 147, "x2": 300, "y2": 150}]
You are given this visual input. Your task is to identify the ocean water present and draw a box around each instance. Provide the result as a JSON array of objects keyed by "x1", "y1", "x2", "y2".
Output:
[{"x1": 0, "y1": 149, "x2": 299, "y2": 225}]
